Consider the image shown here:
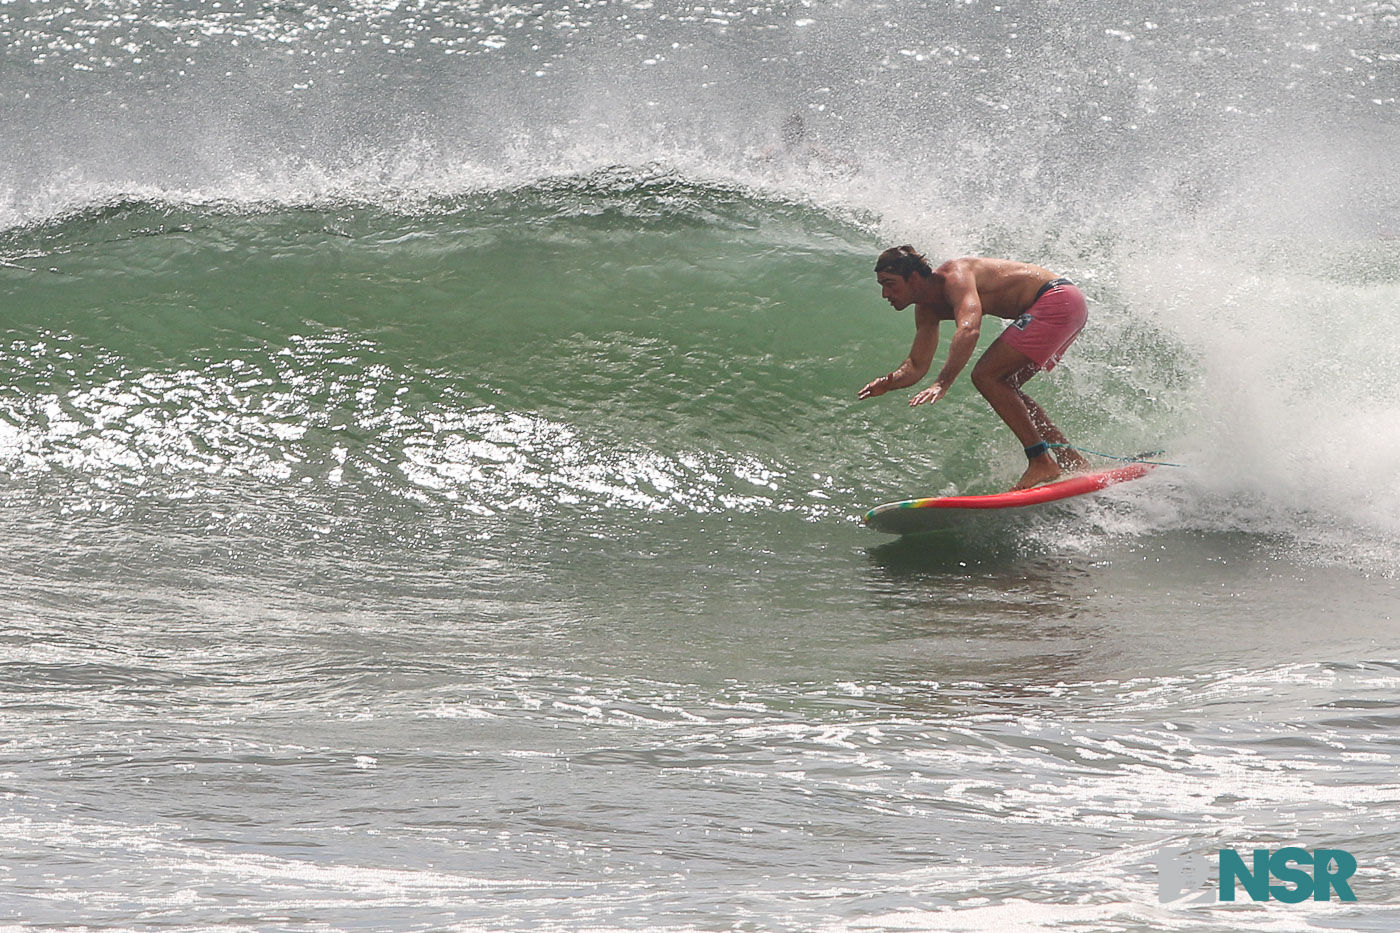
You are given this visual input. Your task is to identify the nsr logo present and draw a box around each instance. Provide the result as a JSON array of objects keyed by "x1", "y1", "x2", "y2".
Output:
[{"x1": 1156, "y1": 847, "x2": 1358, "y2": 904}]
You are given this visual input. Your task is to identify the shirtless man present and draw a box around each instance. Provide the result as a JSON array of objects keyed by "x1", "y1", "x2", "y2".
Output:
[{"x1": 858, "y1": 245, "x2": 1091, "y2": 490}]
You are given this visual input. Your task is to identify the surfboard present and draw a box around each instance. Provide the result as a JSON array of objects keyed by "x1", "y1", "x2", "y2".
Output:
[{"x1": 863, "y1": 462, "x2": 1156, "y2": 535}]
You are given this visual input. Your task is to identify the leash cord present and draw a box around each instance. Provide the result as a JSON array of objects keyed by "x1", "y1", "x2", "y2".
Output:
[{"x1": 1048, "y1": 444, "x2": 1184, "y2": 468}]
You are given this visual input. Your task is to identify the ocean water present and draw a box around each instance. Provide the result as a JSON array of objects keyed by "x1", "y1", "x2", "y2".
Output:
[{"x1": 2, "y1": 1, "x2": 1399, "y2": 931}]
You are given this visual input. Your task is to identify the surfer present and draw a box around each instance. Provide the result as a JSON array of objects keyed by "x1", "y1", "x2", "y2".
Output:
[{"x1": 859, "y1": 246, "x2": 1091, "y2": 490}]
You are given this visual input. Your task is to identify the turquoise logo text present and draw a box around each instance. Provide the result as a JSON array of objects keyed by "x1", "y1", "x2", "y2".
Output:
[
  {"x1": 1156, "y1": 847, "x2": 1358, "y2": 903},
  {"x1": 1219, "y1": 848, "x2": 1357, "y2": 902}
]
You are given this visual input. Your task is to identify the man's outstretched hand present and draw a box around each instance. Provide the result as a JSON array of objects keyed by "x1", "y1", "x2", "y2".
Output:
[
  {"x1": 909, "y1": 382, "x2": 947, "y2": 407},
  {"x1": 858, "y1": 375, "x2": 892, "y2": 400}
]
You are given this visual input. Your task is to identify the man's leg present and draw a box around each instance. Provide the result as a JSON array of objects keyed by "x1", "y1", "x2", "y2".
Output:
[
  {"x1": 971, "y1": 340, "x2": 1077, "y2": 490},
  {"x1": 1007, "y1": 366, "x2": 1090, "y2": 472}
]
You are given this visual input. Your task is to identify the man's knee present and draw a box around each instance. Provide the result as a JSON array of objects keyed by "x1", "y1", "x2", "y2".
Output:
[{"x1": 970, "y1": 359, "x2": 1004, "y2": 395}]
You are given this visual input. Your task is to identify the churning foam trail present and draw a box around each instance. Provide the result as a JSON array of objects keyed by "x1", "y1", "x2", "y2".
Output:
[{"x1": 1110, "y1": 231, "x2": 1400, "y2": 552}]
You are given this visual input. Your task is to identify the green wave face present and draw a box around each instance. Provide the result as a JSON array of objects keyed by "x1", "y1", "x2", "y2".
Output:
[
  {"x1": 5, "y1": 162, "x2": 1400, "y2": 570},
  {"x1": 0, "y1": 172, "x2": 1196, "y2": 540}
]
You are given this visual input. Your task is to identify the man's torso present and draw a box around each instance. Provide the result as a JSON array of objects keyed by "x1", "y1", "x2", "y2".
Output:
[{"x1": 922, "y1": 257, "x2": 1057, "y2": 321}]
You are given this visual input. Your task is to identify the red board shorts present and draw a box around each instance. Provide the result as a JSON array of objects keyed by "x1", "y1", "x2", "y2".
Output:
[{"x1": 998, "y1": 278, "x2": 1087, "y2": 372}]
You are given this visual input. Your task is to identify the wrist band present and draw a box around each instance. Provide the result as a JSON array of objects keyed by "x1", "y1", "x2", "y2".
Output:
[{"x1": 1024, "y1": 441, "x2": 1050, "y2": 459}]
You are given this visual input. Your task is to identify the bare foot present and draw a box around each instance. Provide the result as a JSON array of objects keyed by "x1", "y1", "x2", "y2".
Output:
[{"x1": 1011, "y1": 456, "x2": 1061, "y2": 491}]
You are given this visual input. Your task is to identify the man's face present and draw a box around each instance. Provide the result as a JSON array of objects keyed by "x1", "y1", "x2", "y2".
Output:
[{"x1": 877, "y1": 271, "x2": 913, "y2": 311}]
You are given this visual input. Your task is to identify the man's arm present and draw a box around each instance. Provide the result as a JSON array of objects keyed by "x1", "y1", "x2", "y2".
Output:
[
  {"x1": 909, "y1": 262, "x2": 981, "y2": 406},
  {"x1": 858, "y1": 306, "x2": 939, "y2": 399}
]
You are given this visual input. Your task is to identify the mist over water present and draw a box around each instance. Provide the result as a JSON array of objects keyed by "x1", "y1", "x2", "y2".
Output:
[
  {"x1": 4, "y1": 0, "x2": 1396, "y2": 214},
  {"x1": 2, "y1": 2, "x2": 1399, "y2": 931}
]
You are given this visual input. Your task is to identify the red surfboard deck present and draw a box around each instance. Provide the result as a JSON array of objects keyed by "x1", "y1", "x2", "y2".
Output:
[{"x1": 863, "y1": 462, "x2": 1155, "y2": 535}]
